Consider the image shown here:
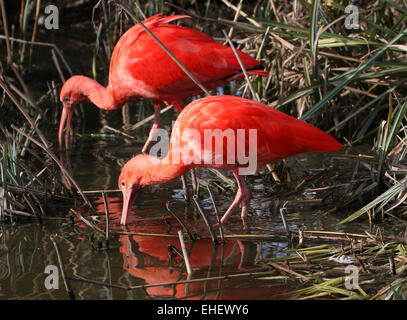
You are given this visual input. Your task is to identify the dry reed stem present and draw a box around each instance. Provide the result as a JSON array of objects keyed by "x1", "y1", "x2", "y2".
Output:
[
  {"x1": 221, "y1": 29, "x2": 260, "y2": 101},
  {"x1": 124, "y1": 105, "x2": 173, "y2": 132},
  {"x1": 11, "y1": 125, "x2": 91, "y2": 207},
  {"x1": 207, "y1": 185, "x2": 224, "y2": 242},
  {"x1": 165, "y1": 200, "x2": 195, "y2": 240},
  {"x1": 0, "y1": 79, "x2": 50, "y2": 148},
  {"x1": 193, "y1": 195, "x2": 218, "y2": 244},
  {"x1": 50, "y1": 235, "x2": 75, "y2": 300},
  {"x1": 178, "y1": 230, "x2": 192, "y2": 276},
  {"x1": 0, "y1": 0, "x2": 12, "y2": 62}
]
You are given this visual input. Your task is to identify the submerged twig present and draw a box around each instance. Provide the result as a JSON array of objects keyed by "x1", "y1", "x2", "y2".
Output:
[
  {"x1": 267, "y1": 261, "x2": 311, "y2": 282},
  {"x1": 102, "y1": 192, "x2": 110, "y2": 245},
  {"x1": 178, "y1": 230, "x2": 192, "y2": 276},
  {"x1": 165, "y1": 201, "x2": 194, "y2": 240},
  {"x1": 180, "y1": 175, "x2": 189, "y2": 202},
  {"x1": 69, "y1": 208, "x2": 105, "y2": 236},
  {"x1": 192, "y1": 195, "x2": 218, "y2": 244},
  {"x1": 50, "y1": 235, "x2": 75, "y2": 300},
  {"x1": 207, "y1": 185, "x2": 224, "y2": 242},
  {"x1": 280, "y1": 202, "x2": 291, "y2": 238}
]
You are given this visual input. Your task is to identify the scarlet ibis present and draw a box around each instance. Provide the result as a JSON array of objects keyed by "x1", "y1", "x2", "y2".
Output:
[
  {"x1": 58, "y1": 13, "x2": 268, "y2": 151},
  {"x1": 118, "y1": 95, "x2": 342, "y2": 225}
]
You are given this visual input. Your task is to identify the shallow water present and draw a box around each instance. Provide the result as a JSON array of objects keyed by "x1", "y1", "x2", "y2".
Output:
[{"x1": 1, "y1": 117, "x2": 403, "y2": 300}]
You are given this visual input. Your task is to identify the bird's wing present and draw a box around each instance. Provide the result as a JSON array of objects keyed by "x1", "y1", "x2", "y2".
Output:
[
  {"x1": 174, "y1": 96, "x2": 341, "y2": 166},
  {"x1": 112, "y1": 22, "x2": 266, "y2": 100},
  {"x1": 163, "y1": 27, "x2": 267, "y2": 79},
  {"x1": 110, "y1": 13, "x2": 190, "y2": 63}
]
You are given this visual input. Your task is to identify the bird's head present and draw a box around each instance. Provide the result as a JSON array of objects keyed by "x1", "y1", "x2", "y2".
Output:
[
  {"x1": 58, "y1": 76, "x2": 89, "y2": 148},
  {"x1": 118, "y1": 153, "x2": 186, "y2": 225},
  {"x1": 118, "y1": 154, "x2": 151, "y2": 225}
]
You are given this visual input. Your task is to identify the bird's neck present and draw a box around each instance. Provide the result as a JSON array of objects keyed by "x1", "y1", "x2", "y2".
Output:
[
  {"x1": 139, "y1": 154, "x2": 189, "y2": 187},
  {"x1": 78, "y1": 77, "x2": 122, "y2": 110}
]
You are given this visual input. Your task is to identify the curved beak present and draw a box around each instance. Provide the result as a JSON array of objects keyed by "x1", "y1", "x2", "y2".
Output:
[
  {"x1": 120, "y1": 188, "x2": 137, "y2": 225},
  {"x1": 58, "y1": 102, "x2": 74, "y2": 149}
]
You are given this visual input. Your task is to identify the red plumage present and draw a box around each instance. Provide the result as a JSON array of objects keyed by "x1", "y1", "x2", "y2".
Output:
[
  {"x1": 118, "y1": 95, "x2": 342, "y2": 225},
  {"x1": 58, "y1": 13, "x2": 268, "y2": 150}
]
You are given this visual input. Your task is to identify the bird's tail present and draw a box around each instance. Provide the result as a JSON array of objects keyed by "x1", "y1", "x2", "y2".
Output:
[
  {"x1": 247, "y1": 70, "x2": 269, "y2": 76},
  {"x1": 224, "y1": 65, "x2": 269, "y2": 81},
  {"x1": 246, "y1": 65, "x2": 269, "y2": 76},
  {"x1": 294, "y1": 123, "x2": 343, "y2": 153},
  {"x1": 142, "y1": 13, "x2": 191, "y2": 27}
]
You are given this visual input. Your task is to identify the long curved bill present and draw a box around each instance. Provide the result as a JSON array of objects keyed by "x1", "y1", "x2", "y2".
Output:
[
  {"x1": 58, "y1": 103, "x2": 73, "y2": 149},
  {"x1": 120, "y1": 189, "x2": 137, "y2": 225}
]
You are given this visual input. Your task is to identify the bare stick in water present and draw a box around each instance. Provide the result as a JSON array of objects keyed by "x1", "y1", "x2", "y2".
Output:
[
  {"x1": 102, "y1": 192, "x2": 110, "y2": 245},
  {"x1": 166, "y1": 201, "x2": 194, "y2": 240},
  {"x1": 178, "y1": 230, "x2": 192, "y2": 276},
  {"x1": 50, "y1": 235, "x2": 75, "y2": 300},
  {"x1": 193, "y1": 195, "x2": 218, "y2": 244},
  {"x1": 207, "y1": 185, "x2": 224, "y2": 242},
  {"x1": 280, "y1": 202, "x2": 291, "y2": 238}
]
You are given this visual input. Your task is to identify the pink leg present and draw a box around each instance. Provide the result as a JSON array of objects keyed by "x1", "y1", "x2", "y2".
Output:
[
  {"x1": 237, "y1": 240, "x2": 249, "y2": 271},
  {"x1": 220, "y1": 171, "x2": 251, "y2": 224},
  {"x1": 142, "y1": 101, "x2": 162, "y2": 154}
]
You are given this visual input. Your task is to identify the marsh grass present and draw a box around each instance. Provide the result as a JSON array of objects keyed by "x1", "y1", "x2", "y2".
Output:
[
  {"x1": 0, "y1": 1, "x2": 92, "y2": 222},
  {"x1": 262, "y1": 234, "x2": 407, "y2": 300},
  {"x1": 0, "y1": 123, "x2": 69, "y2": 221}
]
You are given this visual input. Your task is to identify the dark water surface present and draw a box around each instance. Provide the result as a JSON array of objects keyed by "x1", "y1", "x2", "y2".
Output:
[{"x1": 1, "y1": 119, "x2": 403, "y2": 300}]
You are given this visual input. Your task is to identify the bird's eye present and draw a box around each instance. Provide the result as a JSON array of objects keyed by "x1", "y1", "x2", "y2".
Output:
[
  {"x1": 121, "y1": 180, "x2": 126, "y2": 187},
  {"x1": 64, "y1": 97, "x2": 70, "y2": 102}
]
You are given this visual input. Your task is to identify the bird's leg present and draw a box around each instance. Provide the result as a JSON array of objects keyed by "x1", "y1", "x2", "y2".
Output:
[
  {"x1": 237, "y1": 240, "x2": 248, "y2": 271},
  {"x1": 142, "y1": 101, "x2": 162, "y2": 154},
  {"x1": 220, "y1": 171, "x2": 251, "y2": 224},
  {"x1": 240, "y1": 178, "x2": 251, "y2": 219}
]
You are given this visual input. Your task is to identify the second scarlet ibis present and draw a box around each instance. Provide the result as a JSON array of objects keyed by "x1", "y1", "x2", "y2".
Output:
[
  {"x1": 118, "y1": 95, "x2": 342, "y2": 225},
  {"x1": 58, "y1": 13, "x2": 267, "y2": 151}
]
